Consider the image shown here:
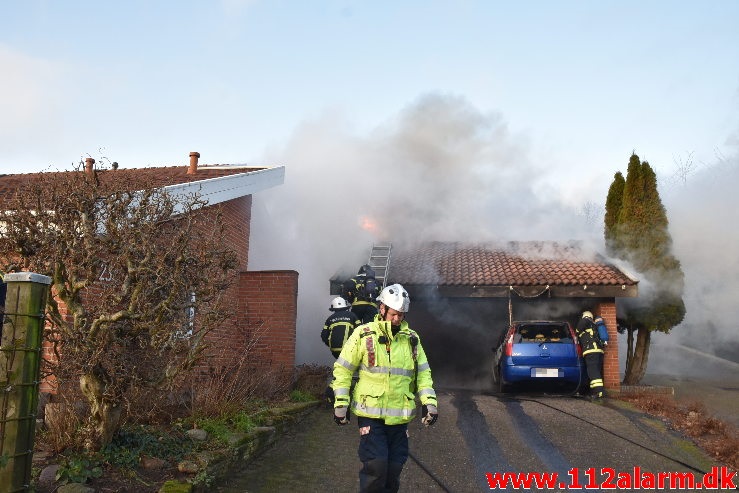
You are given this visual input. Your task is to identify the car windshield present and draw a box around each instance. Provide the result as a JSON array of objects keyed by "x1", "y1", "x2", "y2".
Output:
[{"x1": 514, "y1": 322, "x2": 571, "y2": 343}]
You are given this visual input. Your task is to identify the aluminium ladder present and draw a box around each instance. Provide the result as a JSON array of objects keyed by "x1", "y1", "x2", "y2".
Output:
[{"x1": 367, "y1": 243, "x2": 392, "y2": 289}]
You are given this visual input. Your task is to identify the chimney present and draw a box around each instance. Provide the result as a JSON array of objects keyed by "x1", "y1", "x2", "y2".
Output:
[
  {"x1": 188, "y1": 152, "x2": 200, "y2": 174},
  {"x1": 84, "y1": 158, "x2": 95, "y2": 175}
]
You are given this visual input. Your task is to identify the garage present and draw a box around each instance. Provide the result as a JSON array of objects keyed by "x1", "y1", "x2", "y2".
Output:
[{"x1": 332, "y1": 241, "x2": 638, "y2": 393}]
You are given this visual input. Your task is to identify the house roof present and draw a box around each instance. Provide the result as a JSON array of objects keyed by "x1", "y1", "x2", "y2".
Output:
[
  {"x1": 385, "y1": 241, "x2": 638, "y2": 299},
  {"x1": 0, "y1": 161, "x2": 284, "y2": 207}
]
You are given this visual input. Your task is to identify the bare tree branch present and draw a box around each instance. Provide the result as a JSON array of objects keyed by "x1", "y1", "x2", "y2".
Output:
[{"x1": 0, "y1": 160, "x2": 239, "y2": 450}]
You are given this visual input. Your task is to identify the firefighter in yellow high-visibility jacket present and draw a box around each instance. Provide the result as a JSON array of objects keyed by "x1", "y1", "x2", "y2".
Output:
[{"x1": 332, "y1": 283, "x2": 438, "y2": 493}]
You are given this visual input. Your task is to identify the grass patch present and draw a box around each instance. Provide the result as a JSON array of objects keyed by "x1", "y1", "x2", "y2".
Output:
[{"x1": 289, "y1": 389, "x2": 317, "y2": 402}]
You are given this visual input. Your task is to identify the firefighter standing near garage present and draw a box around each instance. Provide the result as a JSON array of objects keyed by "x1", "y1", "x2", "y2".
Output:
[
  {"x1": 332, "y1": 283, "x2": 438, "y2": 493},
  {"x1": 321, "y1": 296, "x2": 361, "y2": 405},
  {"x1": 322, "y1": 296, "x2": 361, "y2": 359},
  {"x1": 343, "y1": 264, "x2": 381, "y2": 324},
  {"x1": 576, "y1": 311, "x2": 606, "y2": 399}
]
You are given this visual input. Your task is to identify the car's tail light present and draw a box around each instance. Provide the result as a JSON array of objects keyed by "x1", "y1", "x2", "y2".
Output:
[
  {"x1": 568, "y1": 323, "x2": 583, "y2": 356},
  {"x1": 504, "y1": 331, "x2": 514, "y2": 356}
]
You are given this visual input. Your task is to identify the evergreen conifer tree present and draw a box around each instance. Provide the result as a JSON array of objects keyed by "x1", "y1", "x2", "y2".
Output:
[
  {"x1": 605, "y1": 153, "x2": 686, "y2": 384},
  {"x1": 604, "y1": 171, "x2": 625, "y2": 253}
]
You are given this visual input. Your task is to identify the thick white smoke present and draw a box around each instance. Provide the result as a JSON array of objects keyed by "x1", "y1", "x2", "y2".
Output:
[
  {"x1": 655, "y1": 143, "x2": 739, "y2": 371},
  {"x1": 249, "y1": 93, "x2": 739, "y2": 379},
  {"x1": 249, "y1": 94, "x2": 600, "y2": 364}
]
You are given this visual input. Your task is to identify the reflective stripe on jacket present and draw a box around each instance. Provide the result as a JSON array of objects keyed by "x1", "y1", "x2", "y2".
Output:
[
  {"x1": 332, "y1": 316, "x2": 437, "y2": 425},
  {"x1": 321, "y1": 309, "x2": 360, "y2": 355}
]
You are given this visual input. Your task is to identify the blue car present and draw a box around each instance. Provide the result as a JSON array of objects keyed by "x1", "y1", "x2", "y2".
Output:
[{"x1": 492, "y1": 320, "x2": 586, "y2": 393}]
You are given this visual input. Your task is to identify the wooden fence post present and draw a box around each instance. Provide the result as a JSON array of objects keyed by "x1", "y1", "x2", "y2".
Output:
[{"x1": 0, "y1": 272, "x2": 52, "y2": 493}]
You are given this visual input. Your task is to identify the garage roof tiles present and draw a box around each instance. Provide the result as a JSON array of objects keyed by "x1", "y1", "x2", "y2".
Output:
[{"x1": 389, "y1": 241, "x2": 637, "y2": 287}]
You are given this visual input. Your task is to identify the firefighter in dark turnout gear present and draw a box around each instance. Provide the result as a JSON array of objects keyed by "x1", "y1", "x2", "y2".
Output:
[
  {"x1": 321, "y1": 297, "x2": 360, "y2": 405},
  {"x1": 575, "y1": 311, "x2": 606, "y2": 399},
  {"x1": 322, "y1": 296, "x2": 360, "y2": 359},
  {"x1": 342, "y1": 264, "x2": 380, "y2": 324},
  {"x1": 593, "y1": 315, "x2": 609, "y2": 393},
  {"x1": 332, "y1": 283, "x2": 438, "y2": 493}
]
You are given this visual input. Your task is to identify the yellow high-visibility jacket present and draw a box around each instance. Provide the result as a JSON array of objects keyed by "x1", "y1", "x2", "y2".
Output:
[{"x1": 332, "y1": 316, "x2": 437, "y2": 425}]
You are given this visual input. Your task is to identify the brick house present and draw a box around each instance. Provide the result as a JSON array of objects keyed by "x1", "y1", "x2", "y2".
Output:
[
  {"x1": 0, "y1": 153, "x2": 299, "y2": 390},
  {"x1": 338, "y1": 241, "x2": 638, "y2": 392}
]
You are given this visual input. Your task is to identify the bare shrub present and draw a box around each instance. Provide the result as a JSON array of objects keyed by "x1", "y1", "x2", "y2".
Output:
[
  {"x1": 623, "y1": 394, "x2": 676, "y2": 416},
  {"x1": 188, "y1": 323, "x2": 292, "y2": 418},
  {"x1": 293, "y1": 363, "x2": 331, "y2": 399},
  {"x1": 620, "y1": 393, "x2": 739, "y2": 469},
  {"x1": 685, "y1": 400, "x2": 707, "y2": 415},
  {"x1": 0, "y1": 162, "x2": 239, "y2": 451},
  {"x1": 192, "y1": 364, "x2": 278, "y2": 417},
  {"x1": 706, "y1": 435, "x2": 739, "y2": 469},
  {"x1": 122, "y1": 385, "x2": 192, "y2": 426},
  {"x1": 41, "y1": 397, "x2": 86, "y2": 453}
]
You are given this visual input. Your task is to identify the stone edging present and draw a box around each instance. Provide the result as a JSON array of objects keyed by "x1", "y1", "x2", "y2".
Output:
[
  {"x1": 159, "y1": 400, "x2": 322, "y2": 493},
  {"x1": 620, "y1": 384, "x2": 675, "y2": 395}
]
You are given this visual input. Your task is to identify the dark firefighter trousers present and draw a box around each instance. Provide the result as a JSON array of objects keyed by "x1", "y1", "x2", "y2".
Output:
[
  {"x1": 584, "y1": 352, "x2": 605, "y2": 397},
  {"x1": 357, "y1": 417, "x2": 408, "y2": 493}
]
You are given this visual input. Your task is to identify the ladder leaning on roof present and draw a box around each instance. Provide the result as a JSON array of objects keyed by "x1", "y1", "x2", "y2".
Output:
[{"x1": 367, "y1": 243, "x2": 392, "y2": 289}]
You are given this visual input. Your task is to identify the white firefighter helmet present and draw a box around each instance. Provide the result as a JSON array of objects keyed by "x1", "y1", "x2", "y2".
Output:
[
  {"x1": 582, "y1": 311, "x2": 594, "y2": 320},
  {"x1": 377, "y1": 284, "x2": 410, "y2": 313},
  {"x1": 330, "y1": 296, "x2": 349, "y2": 311}
]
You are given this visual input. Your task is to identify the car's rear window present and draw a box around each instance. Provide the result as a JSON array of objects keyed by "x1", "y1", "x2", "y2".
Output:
[{"x1": 514, "y1": 323, "x2": 572, "y2": 343}]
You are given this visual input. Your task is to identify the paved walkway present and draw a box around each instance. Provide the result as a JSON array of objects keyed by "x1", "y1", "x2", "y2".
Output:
[
  {"x1": 215, "y1": 403, "x2": 452, "y2": 492},
  {"x1": 215, "y1": 403, "x2": 360, "y2": 492},
  {"x1": 214, "y1": 389, "x2": 726, "y2": 492}
]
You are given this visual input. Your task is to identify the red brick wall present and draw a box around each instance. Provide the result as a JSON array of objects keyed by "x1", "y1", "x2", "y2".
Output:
[
  {"x1": 209, "y1": 195, "x2": 252, "y2": 269},
  {"x1": 237, "y1": 270, "x2": 298, "y2": 369},
  {"x1": 595, "y1": 301, "x2": 620, "y2": 392},
  {"x1": 194, "y1": 195, "x2": 297, "y2": 374},
  {"x1": 200, "y1": 270, "x2": 298, "y2": 374},
  {"x1": 41, "y1": 195, "x2": 300, "y2": 394},
  {"x1": 187, "y1": 195, "x2": 252, "y2": 269}
]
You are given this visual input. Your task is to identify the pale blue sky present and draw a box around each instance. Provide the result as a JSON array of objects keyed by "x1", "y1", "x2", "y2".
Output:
[
  {"x1": 3, "y1": 1, "x2": 739, "y2": 364},
  {"x1": 2, "y1": 1, "x2": 738, "y2": 184}
]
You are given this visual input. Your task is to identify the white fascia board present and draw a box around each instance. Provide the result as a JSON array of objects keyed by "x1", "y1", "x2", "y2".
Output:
[{"x1": 163, "y1": 166, "x2": 285, "y2": 205}]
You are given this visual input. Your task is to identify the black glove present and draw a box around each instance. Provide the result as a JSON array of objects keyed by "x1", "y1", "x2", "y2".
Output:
[
  {"x1": 334, "y1": 406, "x2": 349, "y2": 425},
  {"x1": 421, "y1": 404, "x2": 438, "y2": 427},
  {"x1": 324, "y1": 386, "x2": 335, "y2": 405}
]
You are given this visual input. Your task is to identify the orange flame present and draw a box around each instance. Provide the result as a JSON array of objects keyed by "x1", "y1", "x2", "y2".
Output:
[{"x1": 360, "y1": 216, "x2": 379, "y2": 234}]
